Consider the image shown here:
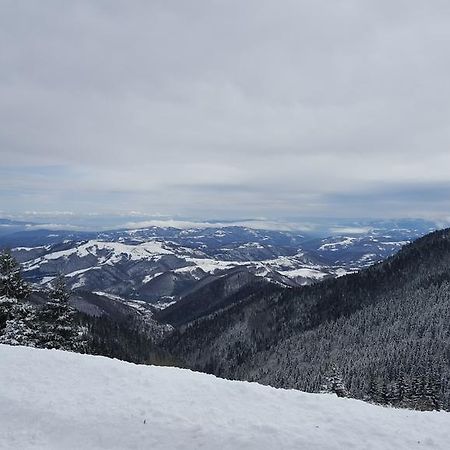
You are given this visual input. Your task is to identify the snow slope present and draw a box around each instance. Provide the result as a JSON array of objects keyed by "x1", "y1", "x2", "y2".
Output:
[{"x1": 0, "y1": 345, "x2": 449, "y2": 450}]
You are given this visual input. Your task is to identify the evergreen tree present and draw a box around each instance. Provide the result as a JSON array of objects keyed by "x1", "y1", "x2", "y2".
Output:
[
  {"x1": 0, "y1": 250, "x2": 30, "y2": 300},
  {"x1": 379, "y1": 381, "x2": 390, "y2": 405},
  {"x1": 389, "y1": 377, "x2": 405, "y2": 406},
  {"x1": 0, "y1": 250, "x2": 31, "y2": 331},
  {"x1": 38, "y1": 277, "x2": 82, "y2": 351},
  {"x1": 322, "y1": 364, "x2": 348, "y2": 397},
  {"x1": 396, "y1": 373, "x2": 408, "y2": 404},
  {"x1": 0, "y1": 303, "x2": 39, "y2": 347},
  {"x1": 421, "y1": 373, "x2": 441, "y2": 411},
  {"x1": 410, "y1": 375, "x2": 424, "y2": 406},
  {"x1": 367, "y1": 375, "x2": 380, "y2": 403},
  {"x1": 0, "y1": 296, "x2": 17, "y2": 331},
  {"x1": 0, "y1": 250, "x2": 37, "y2": 347}
]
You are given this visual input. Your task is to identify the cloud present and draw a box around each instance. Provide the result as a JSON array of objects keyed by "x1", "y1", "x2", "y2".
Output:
[
  {"x1": 1, "y1": 0, "x2": 450, "y2": 219},
  {"x1": 329, "y1": 226, "x2": 374, "y2": 235},
  {"x1": 122, "y1": 218, "x2": 316, "y2": 232}
]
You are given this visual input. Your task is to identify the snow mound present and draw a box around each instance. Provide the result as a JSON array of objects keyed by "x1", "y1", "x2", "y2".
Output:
[{"x1": 0, "y1": 345, "x2": 448, "y2": 449}]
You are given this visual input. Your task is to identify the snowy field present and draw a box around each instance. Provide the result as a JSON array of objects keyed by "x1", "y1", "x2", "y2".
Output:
[{"x1": 0, "y1": 345, "x2": 449, "y2": 449}]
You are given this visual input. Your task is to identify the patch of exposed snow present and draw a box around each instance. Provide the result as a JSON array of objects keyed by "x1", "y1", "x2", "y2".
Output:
[
  {"x1": 319, "y1": 237, "x2": 358, "y2": 251},
  {"x1": 279, "y1": 268, "x2": 327, "y2": 279},
  {"x1": 142, "y1": 272, "x2": 164, "y2": 284},
  {"x1": 65, "y1": 267, "x2": 101, "y2": 278},
  {"x1": 153, "y1": 299, "x2": 177, "y2": 310},
  {"x1": 39, "y1": 276, "x2": 55, "y2": 285}
]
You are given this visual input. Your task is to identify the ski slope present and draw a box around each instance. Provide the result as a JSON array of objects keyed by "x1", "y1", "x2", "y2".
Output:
[{"x1": 0, "y1": 345, "x2": 448, "y2": 449}]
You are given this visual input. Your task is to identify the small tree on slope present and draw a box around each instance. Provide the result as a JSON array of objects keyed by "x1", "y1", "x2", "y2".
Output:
[
  {"x1": 38, "y1": 277, "x2": 83, "y2": 351},
  {"x1": 0, "y1": 249, "x2": 39, "y2": 347},
  {"x1": 0, "y1": 250, "x2": 32, "y2": 331},
  {"x1": 0, "y1": 250, "x2": 31, "y2": 300},
  {"x1": 0, "y1": 303, "x2": 39, "y2": 347},
  {"x1": 322, "y1": 364, "x2": 348, "y2": 398}
]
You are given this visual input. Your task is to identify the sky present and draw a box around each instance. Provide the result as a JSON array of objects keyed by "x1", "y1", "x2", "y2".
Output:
[{"x1": 1, "y1": 0, "x2": 450, "y2": 226}]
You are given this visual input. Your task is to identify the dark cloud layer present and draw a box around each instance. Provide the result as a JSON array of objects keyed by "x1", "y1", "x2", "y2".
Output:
[{"x1": 1, "y1": 0, "x2": 450, "y2": 221}]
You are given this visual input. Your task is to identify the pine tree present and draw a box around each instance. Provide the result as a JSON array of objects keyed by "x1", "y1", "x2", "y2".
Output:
[
  {"x1": 0, "y1": 251, "x2": 36, "y2": 346},
  {"x1": 379, "y1": 381, "x2": 390, "y2": 405},
  {"x1": 322, "y1": 364, "x2": 348, "y2": 397},
  {"x1": 0, "y1": 303, "x2": 39, "y2": 346},
  {"x1": 422, "y1": 372, "x2": 441, "y2": 411},
  {"x1": 367, "y1": 375, "x2": 380, "y2": 403},
  {"x1": 410, "y1": 375, "x2": 424, "y2": 407},
  {"x1": 0, "y1": 250, "x2": 31, "y2": 300},
  {"x1": 389, "y1": 377, "x2": 405, "y2": 406},
  {"x1": 0, "y1": 296, "x2": 17, "y2": 330},
  {"x1": 38, "y1": 277, "x2": 83, "y2": 351},
  {"x1": 396, "y1": 373, "x2": 408, "y2": 404}
]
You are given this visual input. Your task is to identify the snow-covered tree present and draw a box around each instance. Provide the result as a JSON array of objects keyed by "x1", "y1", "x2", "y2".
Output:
[
  {"x1": 38, "y1": 277, "x2": 84, "y2": 351},
  {"x1": 0, "y1": 251, "x2": 33, "y2": 341},
  {"x1": 322, "y1": 364, "x2": 348, "y2": 398},
  {"x1": 0, "y1": 250, "x2": 30, "y2": 300},
  {"x1": 0, "y1": 303, "x2": 39, "y2": 347}
]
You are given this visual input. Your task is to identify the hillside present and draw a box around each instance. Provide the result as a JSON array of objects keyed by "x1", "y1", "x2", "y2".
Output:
[
  {"x1": 1, "y1": 345, "x2": 449, "y2": 450},
  {"x1": 164, "y1": 228, "x2": 450, "y2": 409}
]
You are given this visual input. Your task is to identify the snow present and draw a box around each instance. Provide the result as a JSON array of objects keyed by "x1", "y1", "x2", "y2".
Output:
[
  {"x1": 65, "y1": 267, "x2": 101, "y2": 278},
  {"x1": 142, "y1": 272, "x2": 163, "y2": 283},
  {"x1": 380, "y1": 240, "x2": 410, "y2": 246},
  {"x1": 319, "y1": 237, "x2": 358, "y2": 251},
  {"x1": 92, "y1": 291, "x2": 125, "y2": 300},
  {"x1": 24, "y1": 240, "x2": 208, "y2": 271},
  {"x1": 13, "y1": 246, "x2": 47, "y2": 251},
  {"x1": 237, "y1": 242, "x2": 265, "y2": 249},
  {"x1": 172, "y1": 265, "x2": 205, "y2": 279},
  {"x1": 334, "y1": 268, "x2": 356, "y2": 277},
  {"x1": 26, "y1": 239, "x2": 177, "y2": 267},
  {"x1": 39, "y1": 276, "x2": 55, "y2": 285},
  {"x1": 279, "y1": 268, "x2": 327, "y2": 279},
  {"x1": 1, "y1": 346, "x2": 449, "y2": 450},
  {"x1": 153, "y1": 299, "x2": 177, "y2": 309},
  {"x1": 186, "y1": 257, "x2": 239, "y2": 273}
]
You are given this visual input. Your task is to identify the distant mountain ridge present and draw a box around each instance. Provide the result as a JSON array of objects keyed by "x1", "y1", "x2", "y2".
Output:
[
  {"x1": 0, "y1": 220, "x2": 437, "y2": 312},
  {"x1": 0, "y1": 221, "x2": 436, "y2": 316}
]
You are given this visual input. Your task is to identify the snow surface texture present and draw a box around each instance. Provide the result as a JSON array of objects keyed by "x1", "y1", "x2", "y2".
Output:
[{"x1": 0, "y1": 345, "x2": 449, "y2": 450}]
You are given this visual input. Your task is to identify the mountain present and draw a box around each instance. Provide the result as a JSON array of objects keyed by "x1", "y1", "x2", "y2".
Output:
[
  {"x1": 1, "y1": 221, "x2": 436, "y2": 308},
  {"x1": 163, "y1": 228, "x2": 450, "y2": 409},
  {"x1": 301, "y1": 219, "x2": 436, "y2": 267},
  {"x1": 156, "y1": 268, "x2": 271, "y2": 327},
  {"x1": 2, "y1": 345, "x2": 448, "y2": 450}
]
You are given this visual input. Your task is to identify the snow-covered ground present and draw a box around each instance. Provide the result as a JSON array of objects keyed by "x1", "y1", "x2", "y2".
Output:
[{"x1": 0, "y1": 345, "x2": 449, "y2": 450}]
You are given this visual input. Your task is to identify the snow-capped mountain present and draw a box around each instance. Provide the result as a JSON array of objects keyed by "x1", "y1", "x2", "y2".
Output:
[
  {"x1": 14, "y1": 236, "x2": 335, "y2": 303},
  {"x1": 2, "y1": 220, "x2": 437, "y2": 307}
]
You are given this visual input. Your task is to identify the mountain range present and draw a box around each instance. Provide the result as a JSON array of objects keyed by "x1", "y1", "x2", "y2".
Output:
[{"x1": 1, "y1": 219, "x2": 435, "y2": 312}]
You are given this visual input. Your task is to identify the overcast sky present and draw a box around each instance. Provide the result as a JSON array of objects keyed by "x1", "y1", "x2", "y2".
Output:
[{"x1": 2, "y1": 0, "x2": 450, "y2": 224}]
